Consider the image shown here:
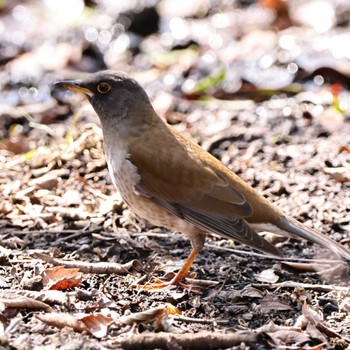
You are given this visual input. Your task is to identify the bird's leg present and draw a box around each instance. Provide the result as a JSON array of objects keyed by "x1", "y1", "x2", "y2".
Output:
[
  {"x1": 169, "y1": 247, "x2": 201, "y2": 285},
  {"x1": 142, "y1": 247, "x2": 201, "y2": 290},
  {"x1": 141, "y1": 234, "x2": 206, "y2": 290}
]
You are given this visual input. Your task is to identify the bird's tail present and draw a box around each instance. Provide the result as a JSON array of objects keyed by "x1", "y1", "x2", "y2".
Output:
[{"x1": 278, "y1": 216, "x2": 350, "y2": 261}]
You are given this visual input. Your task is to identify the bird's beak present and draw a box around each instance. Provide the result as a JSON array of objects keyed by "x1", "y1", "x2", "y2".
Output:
[{"x1": 54, "y1": 80, "x2": 93, "y2": 97}]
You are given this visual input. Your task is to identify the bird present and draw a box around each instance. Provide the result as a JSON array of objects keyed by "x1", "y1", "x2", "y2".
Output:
[{"x1": 55, "y1": 71, "x2": 350, "y2": 289}]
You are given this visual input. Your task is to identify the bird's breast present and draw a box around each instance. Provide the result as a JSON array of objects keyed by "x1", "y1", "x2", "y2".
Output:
[
  {"x1": 105, "y1": 142, "x2": 197, "y2": 234},
  {"x1": 105, "y1": 142, "x2": 139, "y2": 200}
]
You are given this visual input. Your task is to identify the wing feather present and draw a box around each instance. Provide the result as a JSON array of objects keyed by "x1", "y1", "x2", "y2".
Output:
[{"x1": 129, "y1": 122, "x2": 281, "y2": 257}]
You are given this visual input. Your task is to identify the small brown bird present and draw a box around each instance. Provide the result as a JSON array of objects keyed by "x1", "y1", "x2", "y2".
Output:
[{"x1": 55, "y1": 71, "x2": 350, "y2": 288}]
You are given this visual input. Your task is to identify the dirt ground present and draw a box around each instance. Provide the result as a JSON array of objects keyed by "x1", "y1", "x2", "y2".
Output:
[{"x1": 1, "y1": 1, "x2": 350, "y2": 349}]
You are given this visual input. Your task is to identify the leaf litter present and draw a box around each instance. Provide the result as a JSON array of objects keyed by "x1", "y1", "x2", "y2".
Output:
[{"x1": 0, "y1": 0, "x2": 350, "y2": 349}]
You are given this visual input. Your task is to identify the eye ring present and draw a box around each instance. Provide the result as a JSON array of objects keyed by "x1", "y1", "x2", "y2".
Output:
[{"x1": 97, "y1": 82, "x2": 111, "y2": 94}]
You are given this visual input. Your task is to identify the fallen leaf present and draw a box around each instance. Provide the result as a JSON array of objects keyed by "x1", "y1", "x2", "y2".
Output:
[
  {"x1": 240, "y1": 285, "x2": 264, "y2": 299},
  {"x1": 0, "y1": 293, "x2": 51, "y2": 311},
  {"x1": 36, "y1": 313, "x2": 87, "y2": 333},
  {"x1": 42, "y1": 266, "x2": 83, "y2": 290},
  {"x1": 119, "y1": 306, "x2": 165, "y2": 325},
  {"x1": 36, "y1": 252, "x2": 143, "y2": 275},
  {"x1": 259, "y1": 294, "x2": 292, "y2": 313},
  {"x1": 80, "y1": 314, "x2": 114, "y2": 338},
  {"x1": 267, "y1": 329, "x2": 311, "y2": 347},
  {"x1": 255, "y1": 268, "x2": 279, "y2": 283},
  {"x1": 302, "y1": 301, "x2": 343, "y2": 340},
  {"x1": 166, "y1": 303, "x2": 181, "y2": 316}
]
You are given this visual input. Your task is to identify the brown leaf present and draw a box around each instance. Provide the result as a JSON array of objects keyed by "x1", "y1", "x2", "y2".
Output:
[
  {"x1": 2, "y1": 290, "x2": 67, "y2": 305},
  {"x1": 259, "y1": 294, "x2": 292, "y2": 313},
  {"x1": 42, "y1": 266, "x2": 83, "y2": 290},
  {"x1": 267, "y1": 330, "x2": 311, "y2": 347},
  {"x1": 0, "y1": 293, "x2": 51, "y2": 311},
  {"x1": 281, "y1": 261, "x2": 321, "y2": 273},
  {"x1": 305, "y1": 323, "x2": 327, "y2": 343},
  {"x1": 240, "y1": 285, "x2": 264, "y2": 299},
  {"x1": 166, "y1": 303, "x2": 181, "y2": 316},
  {"x1": 302, "y1": 301, "x2": 343, "y2": 340},
  {"x1": 28, "y1": 172, "x2": 59, "y2": 190},
  {"x1": 340, "y1": 146, "x2": 350, "y2": 154},
  {"x1": 36, "y1": 313, "x2": 87, "y2": 333},
  {"x1": 119, "y1": 306, "x2": 165, "y2": 325},
  {"x1": 2, "y1": 139, "x2": 31, "y2": 155},
  {"x1": 35, "y1": 252, "x2": 143, "y2": 275},
  {"x1": 80, "y1": 314, "x2": 114, "y2": 338}
]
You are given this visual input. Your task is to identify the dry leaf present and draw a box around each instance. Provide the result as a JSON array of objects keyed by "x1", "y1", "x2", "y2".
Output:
[
  {"x1": 42, "y1": 266, "x2": 83, "y2": 290},
  {"x1": 35, "y1": 252, "x2": 143, "y2": 275},
  {"x1": 80, "y1": 314, "x2": 114, "y2": 338},
  {"x1": 119, "y1": 306, "x2": 165, "y2": 325},
  {"x1": 166, "y1": 303, "x2": 181, "y2": 316},
  {"x1": 267, "y1": 329, "x2": 311, "y2": 347},
  {"x1": 37, "y1": 312, "x2": 113, "y2": 338},
  {"x1": 259, "y1": 294, "x2": 292, "y2": 313},
  {"x1": 340, "y1": 146, "x2": 350, "y2": 154},
  {"x1": 36, "y1": 313, "x2": 87, "y2": 333},
  {"x1": 305, "y1": 323, "x2": 327, "y2": 343},
  {"x1": 28, "y1": 172, "x2": 59, "y2": 190},
  {"x1": 302, "y1": 301, "x2": 342, "y2": 339},
  {"x1": 255, "y1": 268, "x2": 279, "y2": 283},
  {"x1": 240, "y1": 285, "x2": 264, "y2": 299},
  {"x1": 2, "y1": 290, "x2": 67, "y2": 305},
  {"x1": 0, "y1": 293, "x2": 51, "y2": 311}
]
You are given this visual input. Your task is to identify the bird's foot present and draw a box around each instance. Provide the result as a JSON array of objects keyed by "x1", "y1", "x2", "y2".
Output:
[
  {"x1": 134, "y1": 274, "x2": 184, "y2": 291},
  {"x1": 134, "y1": 248, "x2": 203, "y2": 291},
  {"x1": 134, "y1": 274, "x2": 212, "y2": 293}
]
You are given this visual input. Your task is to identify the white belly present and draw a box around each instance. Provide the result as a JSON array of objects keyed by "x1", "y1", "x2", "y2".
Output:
[{"x1": 105, "y1": 144, "x2": 198, "y2": 235}]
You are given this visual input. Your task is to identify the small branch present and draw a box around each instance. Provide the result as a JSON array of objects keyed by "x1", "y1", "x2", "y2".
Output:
[
  {"x1": 172, "y1": 315, "x2": 229, "y2": 325},
  {"x1": 50, "y1": 227, "x2": 104, "y2": 246},
  {"x1": 205, "y1": 243, "x2": 346, "y2": 264},
  {"x1": 1, "y1": 290, "x2": 67, "y2": 305},
  {"x1": 121, "y1": 330, "x2": 269, "y2": 350},
  {"x1": 34, "y1": 253, "x2": 143, "y2": 275},
  {"x1": 6, "y1": 227, "x2": 103, "y2": 237},
  {"x1": 252, "y1": 281, "x2": 350, "y2": 292}
]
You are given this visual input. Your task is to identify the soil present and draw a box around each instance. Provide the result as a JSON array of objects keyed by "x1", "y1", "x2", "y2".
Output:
[{"x1": 1, "y1": 1, "x2": 350, "y2": 349}]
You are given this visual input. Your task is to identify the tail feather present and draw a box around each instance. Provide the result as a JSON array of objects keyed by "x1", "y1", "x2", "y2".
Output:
[{"x1": 278, "y1": 216, "x2": 350, "y2": 261}]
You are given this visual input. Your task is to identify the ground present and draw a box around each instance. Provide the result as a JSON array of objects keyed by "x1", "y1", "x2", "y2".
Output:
[{"x1": 0, "y1": 1, "x2": 350, "y2": 349}]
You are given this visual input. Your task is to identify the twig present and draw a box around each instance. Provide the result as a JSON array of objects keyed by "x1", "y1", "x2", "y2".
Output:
[
  {"x1": 205, "y1": 243, "x2": 347, "y2": 264},
  {"x1": 34, "y1": 252, "x2": 143, "y2": 275},
  {"x1": 50, "y1": 227, "x2": 104, "y2": 246},
  {"x1": 0, "y1": 292, "x2": 52, "y2": 311},
  {"x1": 46, "y1": 206, "x2": 100, "y2": 220},
  {"x1": 252, "y1": 281, "x2": 350, "y2": 292},
  {"x1": 172, "y1": 315, "x2": 229, "y2": 325},
  {"x1": 0, "y1": 290, "x2": 67, "y2": 305},
  {"x1": 120, "y1": 330, "x2": 269, "y2": 350},
  {"x1": 131, "y1": 232, "x2": 174, "y2": 239}
]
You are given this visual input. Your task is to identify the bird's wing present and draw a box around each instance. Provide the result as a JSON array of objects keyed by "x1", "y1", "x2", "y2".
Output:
[
  {"x1": 129, "y1": 124, "x2": 282, "y2": 256},
  {"x1": 129, "y1": 124, "x2": 252, "y2": 218}
]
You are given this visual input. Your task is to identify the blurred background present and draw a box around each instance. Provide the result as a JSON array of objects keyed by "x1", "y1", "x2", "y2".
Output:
[
  {"x1": 1, "y1": 0, "x2": 350, "y2": 210},
  {"x1": 1, "y1": 0, "x2": 350, "y2": 224},
  {"x1": 1, "y1": 0, "x2": 350, "y2": 112}
]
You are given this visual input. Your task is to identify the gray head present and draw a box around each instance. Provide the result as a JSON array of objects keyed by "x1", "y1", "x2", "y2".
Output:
[{"x1": 55, "y1": 71, "x2": 156, "y2": 132}]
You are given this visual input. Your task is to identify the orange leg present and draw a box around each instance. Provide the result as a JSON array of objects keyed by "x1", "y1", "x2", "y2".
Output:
[{"x1": 142, "y1": 247, "x2": 201, "y2": 290}]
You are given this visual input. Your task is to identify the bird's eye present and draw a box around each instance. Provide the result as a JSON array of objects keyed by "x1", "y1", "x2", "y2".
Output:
[{"x1": 97, "y1": 83, "x2": 111, "y2": 94}]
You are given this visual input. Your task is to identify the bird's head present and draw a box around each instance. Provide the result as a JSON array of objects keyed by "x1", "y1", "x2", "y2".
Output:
[{"x1": 55, "y1": 71, "x2": 155, "y2": 134}]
